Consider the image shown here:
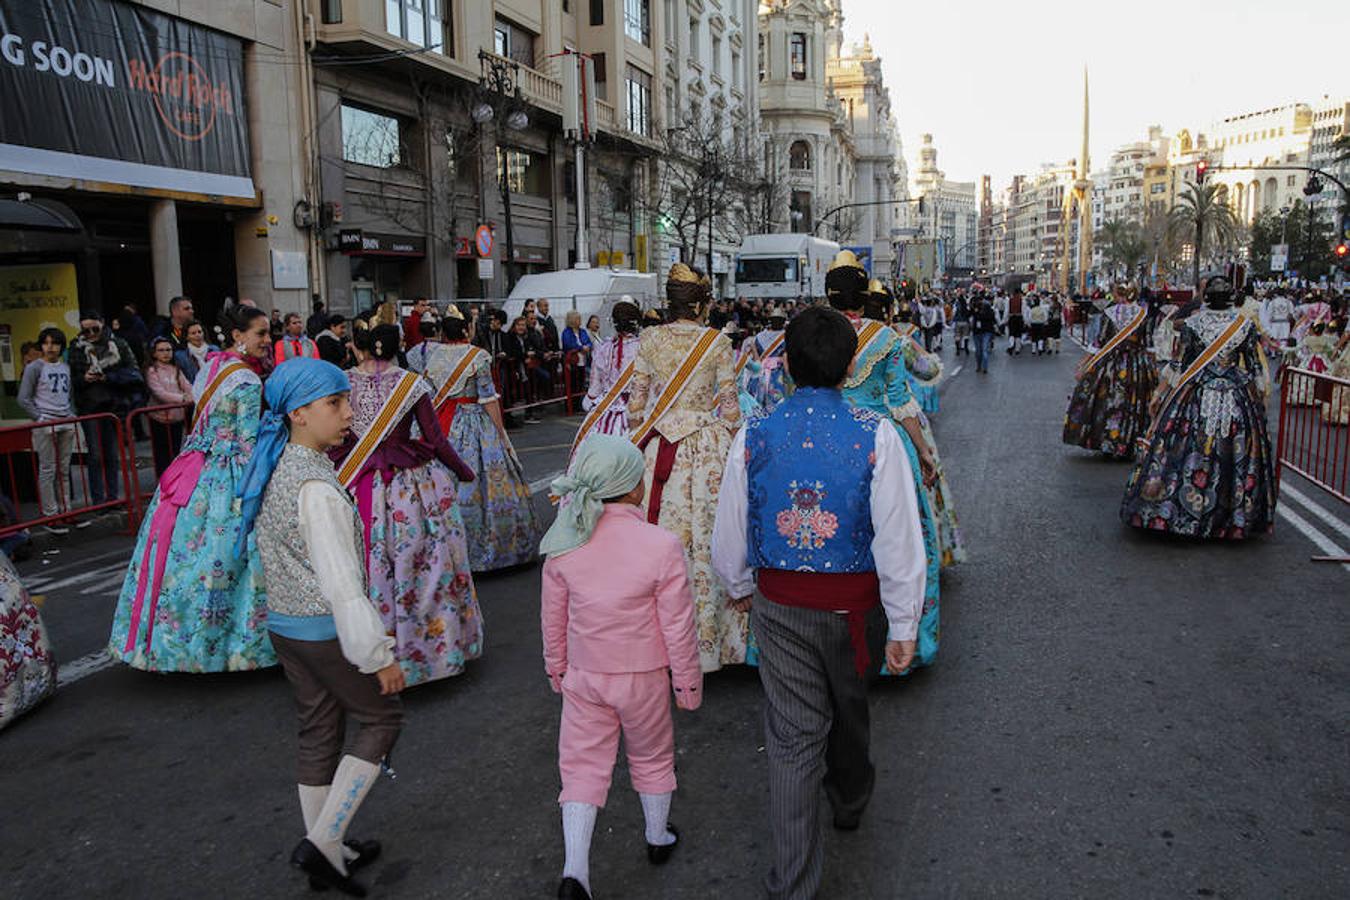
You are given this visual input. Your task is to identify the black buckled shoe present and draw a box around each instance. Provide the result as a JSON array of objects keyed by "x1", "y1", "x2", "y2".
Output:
[
  {"x1": 646, "y1": 823, "x2": 679, "y2": 865},
  {"x1": 558, "y1": 876, "x2": 592, "y2": 899},
  {"x1": 309, "y1": 840, "x2": 382, "y2": 891},
  {"x1": 291, "y1": 838, "x2": 367, "y2": 897}
]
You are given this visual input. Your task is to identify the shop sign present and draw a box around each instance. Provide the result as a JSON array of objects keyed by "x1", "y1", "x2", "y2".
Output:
[
  {"x1": 0, "y1": 262, "x2": 79, "y2": 381},
  {"x1": 454, "y1": 237, "x2": 473, "y2": 258},
  {"x1": 0, "y1": 0, "x2": 253, "y2": 199},
  {"x1": 338, "y1": 229, "x2": 426, "y2": 257},
  {"x1": 477, "y1": 258, "x2": 494, "y2": 280}
]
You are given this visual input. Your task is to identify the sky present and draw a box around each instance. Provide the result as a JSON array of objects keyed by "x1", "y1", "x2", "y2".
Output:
[{"x1": 844, "y1": 0, "x2": 1346, "y2": 193}]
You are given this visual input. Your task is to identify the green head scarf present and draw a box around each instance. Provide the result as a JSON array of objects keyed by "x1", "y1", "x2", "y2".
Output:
[{"x1": 539, "y1": 434, "x2": 646, "y2": 559}]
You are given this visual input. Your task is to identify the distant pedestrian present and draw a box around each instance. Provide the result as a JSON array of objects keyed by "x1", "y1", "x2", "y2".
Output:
[
  {"x1": 951, "y1": 293, "x2": 972, "y2": 356},
  {"x1": 315, "y1": 315, "x2": 350, "y2": 368},
  {"x1": 17, "y1": 327, "x2": 78, "y2": 534},
  {"x1": 173, "y1": 320, "x2": 218, "y2": 384},
  {"x1": 971, "y1": 294, "x2": 997, "y2": 374}
]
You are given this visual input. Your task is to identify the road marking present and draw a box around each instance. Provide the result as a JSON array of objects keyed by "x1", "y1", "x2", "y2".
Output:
[
  {"x1": 949, "y1": 365, "x2": 963, "y2": 380},
  {"x1": 1276, "y1": 504, "x2": 1350, "y2": 570},
  {"x1": 518, "y1": 443, "x2": 576, "y2": 453},
  {"x1": 529, "y1": 471, "x2": 565, "y2": 495},
  {"x1": 26, "y1": 561, "x2": 128, "y2": 593},
  {"x1": 1280, "y1": 483, "x2": 1350, "y2": 543},
  {"x1": 56, "y1": 649, "x2": 116, "y2": 687},
  {"x1": 79, "y1": 572, "x2": 130, "y2": 596}
]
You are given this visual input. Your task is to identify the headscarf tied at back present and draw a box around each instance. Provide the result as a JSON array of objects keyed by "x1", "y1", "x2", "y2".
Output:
[
  {"x1": 538, "y1": 434, "x2": 646, "y2": 559},
  {"x1": 235, "y1": 357, "x2": 351, "y2": 557}
]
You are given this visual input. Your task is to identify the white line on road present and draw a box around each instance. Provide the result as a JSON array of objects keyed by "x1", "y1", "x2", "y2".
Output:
[
  {"x1": 56, "y1": 649, "x2": 115, "y2": 687},
  {"x1": 1280, "y1": 483, "x2": 1350, "y2": 543},
  {"x1": 949, "y1": 365, "x2": 963, "y2": 380},
  {"x1": 27, "y1": 561, "x2": 128, "y2": 594},
  {"x1": 1275, "y1": 504, "x2": 1350, "y2": 570},
  {"x1": 529, "y1": 471, "x2": 564, "y2": 495},
  {"x1": 79, "y1": 573, "x2": 130, "y2": 596}
]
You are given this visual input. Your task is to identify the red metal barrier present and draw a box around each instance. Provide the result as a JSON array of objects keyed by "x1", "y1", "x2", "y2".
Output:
[
  {"x1": 489, "y1": 350, "x2": 588, "y2": 415},
  {"x1": 1276, "y1": 367, "x2": 1350, "y2": 560},
  {"x1": 0, "y1": 413, "x2": 135, "y2": 539},
  {"x1": 124, "y1": 403, "x2": 193, "y2": 526}
]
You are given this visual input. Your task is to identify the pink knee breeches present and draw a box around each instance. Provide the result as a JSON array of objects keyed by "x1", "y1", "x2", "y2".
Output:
[{"x1": 557, "y1": 667, "x2": 676, "y2": 808}]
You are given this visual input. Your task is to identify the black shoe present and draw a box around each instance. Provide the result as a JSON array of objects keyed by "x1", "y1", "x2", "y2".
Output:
[
  {"x1": 291, "y1": 839, "x2": 367, "y2": 897},
  {"x1": 309, "y1": 840, "x2": 382, "y2": 890},
  {"x1": 558, "y1": 877, "x2": 592, "y2": 899},
  {"x1": 646, "y1": 823, "x2": 679, "y2": 865}
]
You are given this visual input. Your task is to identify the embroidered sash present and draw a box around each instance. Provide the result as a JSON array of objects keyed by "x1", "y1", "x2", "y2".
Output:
[
  {"x1": 853, "y1": 320, "x2": 888, "y2": 364},
  {"x1": 1143, "y1": 314, "x2": 1249, "y2": 444},
  {"x1": 189, "y1": 361, "x2": 249, "y2": 432},
  {"x1": 630, "y1": 327, "x2": 721, "y2": 447},
  {"x1": 734, "y1": 344, "x2": 755, "y2": 376},
  {"x1": 894, "y1": 323, "x2": 919, "y2": 341},
  {"x1": 757, "y1": 331, "x2": 786, "y2": 360},
  {"x1": 432, "y1": 346, "x2": 486, "y2": 410},
  {"x1": 1083, "y1": 305, "x2": 1147, "y2": 373},
  {"x1": 337, "y1": 370, "x2": 425, "y2": 489},
  {"x1": 572, "y1": 359, "x2": 637, "y2": 455}
]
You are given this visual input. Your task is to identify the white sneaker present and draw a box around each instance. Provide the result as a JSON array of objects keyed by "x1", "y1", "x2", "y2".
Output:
[
  {"x1": 42, "y1": 524, "x2": 70, "y2": 536},
  {"x1": 73, "y1": 517, "x2": 93, "y2": 529}
]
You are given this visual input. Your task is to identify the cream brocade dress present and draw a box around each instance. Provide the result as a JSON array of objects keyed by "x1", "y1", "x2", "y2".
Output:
[{"x1": 628, "y1": 320, "x2": 746, "y2": 672}]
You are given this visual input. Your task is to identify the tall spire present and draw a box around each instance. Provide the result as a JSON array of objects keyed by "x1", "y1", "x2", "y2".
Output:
[{"x1": 1079, "y1": 67, "x2": 1090, "y2": 180}]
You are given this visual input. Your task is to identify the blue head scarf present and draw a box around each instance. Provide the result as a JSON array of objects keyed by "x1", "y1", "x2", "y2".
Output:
[{"x1": 235, "y1": 358, "x2": 351, "y2": 558}]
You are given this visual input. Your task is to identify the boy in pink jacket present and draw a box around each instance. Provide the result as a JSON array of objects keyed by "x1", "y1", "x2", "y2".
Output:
[{"x1": 540, "y1": 434, "x2": 703, "y2": 900}]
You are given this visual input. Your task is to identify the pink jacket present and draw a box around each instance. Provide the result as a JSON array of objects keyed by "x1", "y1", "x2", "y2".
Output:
[
  {"x1": 146, "y1": 363, "x2": 192, "y2": 423},
  {"x1": 541, "y1": 504, "x2": 702, "y2": 696}
]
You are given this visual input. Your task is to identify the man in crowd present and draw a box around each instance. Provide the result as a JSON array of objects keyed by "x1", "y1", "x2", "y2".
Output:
[
  {"x1": 315, "y1": 314, "x2": 350, "y2": 367},
  {"x1": 305, "y1": 299, "x2": 328, "y2": 339},
  {"x1": 536, "y1": 298, "x2": 561, "y2": 352},
  {"x1": 274, "y1": 312, "x2": 320, "y2": 366},
  {"x1": 155, "y1": 296, "x2": 195, "y2": 353},
  {"x1": 971, "y1": 291, "x2": 998, "y2": 374},
  {"x1": 69, "y1": 311, "x2": 141, "y2": 505},
  {"x1": 403, "y1": 297, "x2": 432, "y2": 349}
]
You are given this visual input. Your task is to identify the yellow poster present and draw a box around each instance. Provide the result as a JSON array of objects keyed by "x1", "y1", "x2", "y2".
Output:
[{"x1": 0, "y1": 262, "x2": 80, "y2": 381}]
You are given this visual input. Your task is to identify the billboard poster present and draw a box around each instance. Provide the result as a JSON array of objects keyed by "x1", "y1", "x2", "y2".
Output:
[
  {"x1": 0, "y1": 0, "x2": 253, "y2": 198},
  {"x1": 0, "y1": 261, "x2": 80, "y2": 382}
]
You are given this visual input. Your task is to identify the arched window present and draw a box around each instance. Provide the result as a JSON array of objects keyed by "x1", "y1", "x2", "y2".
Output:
[{"x1": 789, "y1": 140, "x2": 811, "y2": 170}]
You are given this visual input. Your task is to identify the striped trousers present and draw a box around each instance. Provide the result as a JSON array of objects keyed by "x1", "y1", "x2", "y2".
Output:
[{"x1": 753, "y1": 597, "x2": 885, "y2": 899}]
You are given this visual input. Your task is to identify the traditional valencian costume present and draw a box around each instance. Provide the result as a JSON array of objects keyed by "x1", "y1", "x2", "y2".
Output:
[
  {"x1": 423, "y1": 307, "x2": 542, "y2": 572},
  {"x1": 110, "y1": 320, "x2": 272, "y2": 672},
  {"x1": 573, "y1": 300, "x2": 643, "y2": 452},
  {"x1": 333, "y1": 322, "x2": 482, "y2": 688},
  {"x1": 748, "y1": 309, "x2": 789, "y2": 413},
  {"x1": 627, "y1": 264, "x2": 745, "y2": 672},
  {"x1": 239, "y1": 358, "x2": 403, "y2": 897},
  {"x1": 822, "y1": 251, "x2": 943, "y2": 667},
  {"x1": 1, "y1": 552, "x2": 56, "y2": 731},
  {"x1": 1063, "y1": 286, "x2": 1159, "y2": 459},
  {"x1": 540, "y1": 435, "x2": 702, "y2": 900},
  {"x1": 712, "y1": 306, "x2": 927, "y2": 900},
  {"x1": 1121, "y1": 276, "x2": 1276, "y2": 539}
]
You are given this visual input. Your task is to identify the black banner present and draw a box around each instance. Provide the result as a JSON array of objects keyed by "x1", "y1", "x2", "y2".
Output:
[{"x1": 0, "y1": 0, "x2": 252, "y2": 197}]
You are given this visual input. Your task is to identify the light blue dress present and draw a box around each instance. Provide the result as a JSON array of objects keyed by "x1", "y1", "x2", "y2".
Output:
[
  {"x1": 109, "y1": 357, "x2": 272, "y2": 671},
  {"x1": 840, "y1": 318, "x2": 941, "y2": 671}
]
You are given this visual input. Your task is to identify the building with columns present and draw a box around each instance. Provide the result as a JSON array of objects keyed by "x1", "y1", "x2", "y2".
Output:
[{"x1": 908, "y1": 134, "x2": 978, "y2": 278}]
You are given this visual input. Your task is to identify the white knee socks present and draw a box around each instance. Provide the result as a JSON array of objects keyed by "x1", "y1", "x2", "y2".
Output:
[
  {"x1": 307, "y1": 756, "x2": 380, "y2": 874},
  {"x1": 299, "y1": 784, "x2": 359, "y2": 863},
  {"x1": 639, "y1": 791, "x2": 676, "y2": 846},
  {"x1": 561, "y1": 801, "x2": 597, "y2": 892}
]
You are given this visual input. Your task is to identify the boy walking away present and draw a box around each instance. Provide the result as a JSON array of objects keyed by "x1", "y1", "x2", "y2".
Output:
[
  {"x1": 237, "y1": 358, "x2": 405, "y2": 897},
  {"x1": 540, "y1": 434, "x2": 702, "y2": 900},
  {"x1": 712, "y1": 306, "x2": 927, "y2": 900},
  {"x1": 17, "y1": 328, "x2": 80, "y2": 535}
]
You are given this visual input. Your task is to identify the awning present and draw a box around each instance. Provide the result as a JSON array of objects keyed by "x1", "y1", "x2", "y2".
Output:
[{"x1": 0, "y1": 198, "x2": 82, "y2": 232}]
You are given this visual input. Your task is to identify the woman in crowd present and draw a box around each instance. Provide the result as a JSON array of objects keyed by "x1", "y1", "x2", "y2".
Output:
[
  {"x1": 144, "y1": 336, "x2": 195, "y2": 477},
  {"x1": 425, "y1": 308, "x2": 542, "y2": 571},
  {"x1": 174, "y1": 321, "x2": 217, "y2": 384},
  {"x1": 585, "y1": 314, "x2": 604, "y2": 348},
  {"x1": 560, "y1": 310, "x2": 592, "y2": 399},
  {"x1": 575, "y1": 300, "x2": 643, "y2": 447},
  {"x1": 627, "y1": 264, "x2": 745, "y2": 672},
  {"x1": 332, "y1": 321, "x2": 483, "y2": 686},
  {"x1": 109, "y1": 306, "x2": 273, "y2": 672}
]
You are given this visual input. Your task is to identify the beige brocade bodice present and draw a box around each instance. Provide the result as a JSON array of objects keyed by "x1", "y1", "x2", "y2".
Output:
[{"x1": 627, "y1": 321, "x2": 740, "y2": 443}]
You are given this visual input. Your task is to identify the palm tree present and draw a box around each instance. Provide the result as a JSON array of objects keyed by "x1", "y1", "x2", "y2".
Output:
[
  {"x1": 1096, "y1": 218, "x2": 1147, "y2": 284},
  {"x1": 1169, "y1": 183, "x2": 1239, "y2": 287},
  {"x1": 1141, "y1": 208, "x2": 1182, "y2": 284}
]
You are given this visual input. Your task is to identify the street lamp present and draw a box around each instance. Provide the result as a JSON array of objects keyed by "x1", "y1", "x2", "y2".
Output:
[{"x1": 475, "y1": 49, "x2": 531, "y2": 292}]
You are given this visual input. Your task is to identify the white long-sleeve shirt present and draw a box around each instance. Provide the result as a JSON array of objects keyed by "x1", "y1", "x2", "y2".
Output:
[
  {"x1": 298, "y1": 480, "x2": 396, "y2": 674},
  {"x1": 710, "y1": 418, "x2": 927, "y2": 641}
]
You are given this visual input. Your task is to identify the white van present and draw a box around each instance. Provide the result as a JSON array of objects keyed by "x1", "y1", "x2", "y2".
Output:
[
  {"x1": 502, "y1": 268, "x2": 659, "y2": 337},
  {"x1": 735, "y1": 234, "x2": 840, "y2": 303}
]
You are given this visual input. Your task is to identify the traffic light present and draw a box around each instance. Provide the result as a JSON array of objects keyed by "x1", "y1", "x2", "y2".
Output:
[
  {"x1": 1337, "y1": 243, "x2": 1349, "y2": 259},
  {"x1": 1195, "y1": 160, "x2": 1208, "y2": 183}
]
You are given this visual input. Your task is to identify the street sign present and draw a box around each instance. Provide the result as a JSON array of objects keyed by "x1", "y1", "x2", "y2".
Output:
[
  {"x1": 1271, "y1": 243, "x2": 1288, "y2": 272},
  {"x1": 475, "y1": 224, "x2": 494, "y2": 258},
  {"x1": 477, "y1": 257, "x2": 494, "y2": 280}
]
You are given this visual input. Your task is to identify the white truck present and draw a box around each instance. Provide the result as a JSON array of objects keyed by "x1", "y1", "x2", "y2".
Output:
[
  {"x1": 734, "y1": 234, "x2": 840, "y2": 302},
  {"x1": 503, "y1": 267, "x2": 659, "y2": 337}
]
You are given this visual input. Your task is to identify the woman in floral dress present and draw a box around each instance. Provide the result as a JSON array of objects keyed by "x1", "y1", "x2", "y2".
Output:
[
  {"x1": 580, "y1": 300, "x2": 642, "y2": 438},
  {"x1": 1121, "y1": 277, "x2": 1276, "y2": 539},
  {"x1": 1063, "y1": 285, "x2": 1159, "y2": 459},
  {"x1": 627, "y1": 264, "x2": 745, "y2": 672},
  {"x1": 335, "y1": 322, "x2": 483, "y2": 687},
  {"x1": 427, "y1": 311, "x2": 542, "y2": 571},
  {"x1": 1, "y1": 552, "x2": 56, "y2": 730},
  {"x1": 109, "y1": 306, "x2": 273, "y2": 672}
]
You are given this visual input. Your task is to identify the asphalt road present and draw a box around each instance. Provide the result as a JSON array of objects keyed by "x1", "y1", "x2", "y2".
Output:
[{"x1": 2, "y1": 343, "x2": 1347, "y2": 900}]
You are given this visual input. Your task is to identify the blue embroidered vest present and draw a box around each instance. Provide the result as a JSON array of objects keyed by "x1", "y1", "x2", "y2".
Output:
[{"x1": 745, "y1": 388, "x2": 880, "y2": 573}]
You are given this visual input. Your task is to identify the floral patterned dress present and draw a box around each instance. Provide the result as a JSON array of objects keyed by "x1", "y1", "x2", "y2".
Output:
[
  {"x1": 841, "y1": 316, "x2": 941, "y2": 670},
  {"x1": 628, "y1": 320, "x2": 746, "y2": 672},
  {"x1": 1, "y1": 552, "x2": 56, "y2": 730},
  {"x1": 1121, "y1": 307, "x2": 1276, "y2": 539},
  {"x1": 109, "y1": 357, "x2": 272, "y2": 671},
  {"x1": 340, "y1": 366, "x2": 484, "y2": 686},
  {"x1": 1063, "y1": 301, "x2": 1160, "y2": 459},
  {"x1": 582, "y1": 334, "x2": 641, "y2": 437},
  {"x1": 429, "y1": 343, "x2": 542, "y2": 571},
  {"x1": 749, "y1": 329, "x2": 788, "y2": 412}
]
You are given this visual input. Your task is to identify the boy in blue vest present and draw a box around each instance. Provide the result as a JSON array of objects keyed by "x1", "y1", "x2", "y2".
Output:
[{"x1": 712, "y1": 305, "x2": 927, "y2": 900}]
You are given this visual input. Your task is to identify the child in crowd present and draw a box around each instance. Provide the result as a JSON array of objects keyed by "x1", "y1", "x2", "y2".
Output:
[
  {"x1": 17, "y1": 327, "x2": 78, "y2": 535},
  {"x1": 143, "y1": 336, "x2": 194, "y2": 477},
  {"x1": 539, "y1": 434, "x2": 702, "y2": 900},
  {"x1": 237, "y1": 358, "x2": 405, "y2": 897}
]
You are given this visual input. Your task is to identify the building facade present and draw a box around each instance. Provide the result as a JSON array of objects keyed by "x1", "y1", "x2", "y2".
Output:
[{"x1": 908, "y1": 134, "x2": 977, "y2": 279}]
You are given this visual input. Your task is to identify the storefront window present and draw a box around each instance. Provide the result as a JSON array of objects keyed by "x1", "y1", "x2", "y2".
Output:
[
  {"x1": 496, "y1": 147, "x2": 551, "y2": 196},
  {"x1": 342, "y1": 104, "x2": 403, "y2": 168}
]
